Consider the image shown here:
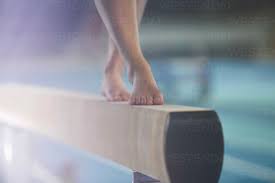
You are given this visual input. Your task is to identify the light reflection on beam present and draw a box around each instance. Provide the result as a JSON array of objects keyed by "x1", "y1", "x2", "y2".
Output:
[{"x1": 3, "y1": 142, "x2": 13, "y2": 164}]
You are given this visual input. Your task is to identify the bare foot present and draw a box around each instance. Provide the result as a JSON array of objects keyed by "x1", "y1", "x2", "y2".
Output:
[
  {"x1": 101, "y1": 60, "x2": 130, "y2": 102},
  {"x1": 128, "y1": 58, "x2": 164, "y2": 105}
]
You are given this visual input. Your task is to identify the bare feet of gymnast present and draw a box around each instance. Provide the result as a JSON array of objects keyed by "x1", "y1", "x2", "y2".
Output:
[{"x1": 96, "y1": 0, "x2": 164, "y2": 105}]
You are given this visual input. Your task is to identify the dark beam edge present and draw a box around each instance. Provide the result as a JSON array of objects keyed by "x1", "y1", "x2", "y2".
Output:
[{"x1": 165, "y1": 111, "x2": 224, "y2": 183}]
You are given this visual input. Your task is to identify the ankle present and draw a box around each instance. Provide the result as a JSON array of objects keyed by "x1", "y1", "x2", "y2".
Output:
[
  {"x1": 127, "y1": 53, "x2": 144, "y2": 66},
  {"x1": 128, "y1": 57, "x2": 152, "y2": 82},
  {"x1": 129, "y1": 57, "x2": 151, "y2": 73},
  {"x1": 105, "y1": 60, "x2": 124, "y2": 75}
]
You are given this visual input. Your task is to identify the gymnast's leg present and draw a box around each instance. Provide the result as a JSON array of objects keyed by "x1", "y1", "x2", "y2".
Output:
[
  {"x1": 101, "y1": 0, "x2": 148, "y2": 102},
  {"x1": 96, "y1": 0, "x2": 164, "y2": 105}
]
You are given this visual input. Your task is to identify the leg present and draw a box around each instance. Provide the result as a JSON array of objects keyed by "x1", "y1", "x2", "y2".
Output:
[
  {"x1": 96, "y1": 0, "x2": 164, "y2": 105},
  {"x1": 101, "y1": 0, "x2": 148, "y2": 102},
  {"x1": 101, "y1": 39, "x2": 130, "y2": 101}
]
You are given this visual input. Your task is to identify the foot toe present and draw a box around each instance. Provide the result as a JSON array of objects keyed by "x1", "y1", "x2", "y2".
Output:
[
  {"x1": 117, "y1": 96, "x2": 123, "y2": 101},
  {"x1": 135, "y1": 96, "x2": 141, "y2": 105},
  {"x1": 111, "y1": 94, "x2": 121, "y2": 101},
  {"x1": 153, "y1": 95, "x2": 164, "y2": 105},
  {"x1": 140, "y1": 96, "x2": 147, "y2": 105},
  {"x1": 130, "y1": 95, "x2": 142, "y2": 105},
  {"x1": 146, "y1": 96, "x2": 153, "y2": 105},
  {"x1": 129, "y1": 96, "x2": 136, "y2": 105},
  {"x1": 121, "y1": 94, "x2": 129, "y2": 101},
  {"x1": 120, "y1": 96, "x2": 127, "y2": 101},
  {"x1": 122, "y1": 92, "x2": 130, "y2": 101}
]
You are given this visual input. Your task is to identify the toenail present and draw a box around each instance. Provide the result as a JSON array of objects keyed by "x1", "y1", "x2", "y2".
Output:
[
  {"x1": 141, "y1": 97, "x2": 146, "y2": 104},
  {"x1": 135, "y1": 97, "x2": 140, "y2": 104}
]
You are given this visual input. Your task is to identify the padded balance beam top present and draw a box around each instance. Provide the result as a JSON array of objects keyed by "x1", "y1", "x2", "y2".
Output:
[{"x1": 0, "y1": 85, "x2": 224, "y2": 183}]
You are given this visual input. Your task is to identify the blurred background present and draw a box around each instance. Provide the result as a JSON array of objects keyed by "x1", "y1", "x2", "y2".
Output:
[{"x1": 0, "y1": 0, "x2": 275, "y2": 182}]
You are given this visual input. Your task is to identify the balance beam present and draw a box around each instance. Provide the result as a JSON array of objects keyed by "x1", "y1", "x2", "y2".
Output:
[{"x1": 0, "y1": 84, "x2": 224, "y2": 183}]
